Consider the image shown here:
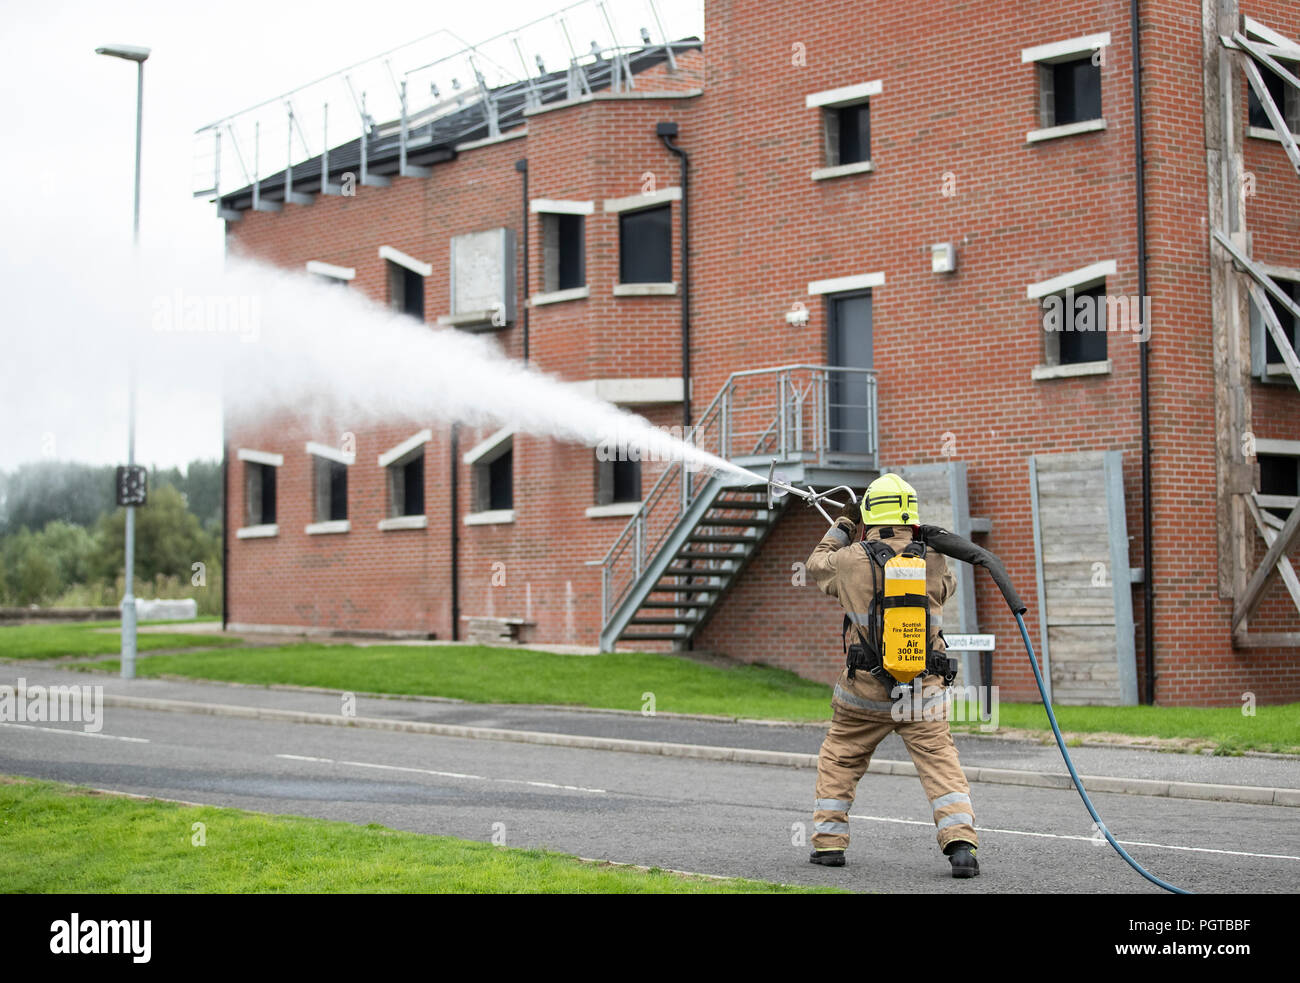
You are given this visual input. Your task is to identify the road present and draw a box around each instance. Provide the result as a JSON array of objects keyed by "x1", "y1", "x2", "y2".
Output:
[{"x1": 3, "y1": 705, "x2": 1297, "y2": 893}]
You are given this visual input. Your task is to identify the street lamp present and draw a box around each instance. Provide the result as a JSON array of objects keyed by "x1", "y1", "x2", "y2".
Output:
[{"x1": 96, "y1": 43, "x2": 150, "y2": 680}]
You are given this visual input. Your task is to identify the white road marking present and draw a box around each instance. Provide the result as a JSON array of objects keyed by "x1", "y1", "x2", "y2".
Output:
[
  {"x1": 275, "y1": 753, "x2": 606, "y2": 794},
  {"x1": 850, "y1": 814, "x2": 1300, "y2": 861},
  {"x1": 0, "y1": 721, "x2": 149, "y2": 743}
]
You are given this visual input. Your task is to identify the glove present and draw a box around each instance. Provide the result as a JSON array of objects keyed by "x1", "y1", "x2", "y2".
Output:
[{"x1": 838, "y1": 496, "x2": 861, "y2": 523}]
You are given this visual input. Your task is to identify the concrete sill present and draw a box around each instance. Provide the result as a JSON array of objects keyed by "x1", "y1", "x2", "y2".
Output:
[
  {"x1": 436, "y1": 311, "x2": 509, "y2": 330},
  {"x1": 585, "y1": 502, "x2": 643, "y2": 518},
  {"x1": 1031, "y1": 359, "x2": 1112, "y2": 381},
  {"x1": 811, "y1": 160, "x2": 874, "y2": 181},
  {"x1": 531, "y1": 286, "x2": 590, "y2": 306},
  {"x1": 305, "y1": 520, "x2": 350, "y2": 535},
  {"x1": 464, "y1": 509, "x2": 515, "y2": 526},
  {"x1": 235, "y1": 524, "x2": 278, "y2": 539},
  {"x1": 1026, "y1": 118, "x2": 1107, "y2": 143},
  {"x1": 378, "y1": 515, "x2": 428, "y2": 531},
  {"x1": 613, "y1": 282, "x2": 677, "y2": 297}
]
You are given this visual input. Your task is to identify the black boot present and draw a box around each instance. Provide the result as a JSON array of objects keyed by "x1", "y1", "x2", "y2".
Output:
[
  {"x1": 945, "y1": 841, "x2": 979, "y2": 878},
  {"x1": 809, "y1": 848, "x2": 846, "y2": 867}
]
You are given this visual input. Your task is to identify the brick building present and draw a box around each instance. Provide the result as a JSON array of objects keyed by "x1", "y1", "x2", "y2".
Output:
[{"x1": 208, "y1": 0, "x2": 1300, "y2": 706}]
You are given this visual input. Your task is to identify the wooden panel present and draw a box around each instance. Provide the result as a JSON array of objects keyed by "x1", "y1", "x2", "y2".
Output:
[{"x1": 1029, "y1": 450, "x2": 1138, "y2": 705}]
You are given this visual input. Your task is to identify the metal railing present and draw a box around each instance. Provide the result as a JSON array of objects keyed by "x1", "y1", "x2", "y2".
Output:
[
  {"x1": 597, "y1": 364, "x2": 878, "y2": 625},
  {"x1": 192, "y1": 0, "x2": 703, "y2": 208}
]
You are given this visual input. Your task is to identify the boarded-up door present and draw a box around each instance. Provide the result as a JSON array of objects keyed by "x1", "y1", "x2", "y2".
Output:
[{"x1": 1028, "y1": 450, "x2": 1138, "y2": 705}]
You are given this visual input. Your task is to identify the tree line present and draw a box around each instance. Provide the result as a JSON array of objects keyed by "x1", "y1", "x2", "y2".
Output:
[{"x1": 0, "y1": 460, "x2": 223, "y2": 615}]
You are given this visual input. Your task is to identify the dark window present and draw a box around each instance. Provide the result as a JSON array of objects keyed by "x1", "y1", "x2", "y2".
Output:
[
  {"x1": 1042, "y1": 56, "x2": 1102, "y2": 127},
  {"x1": 543, "y1": 213, "x2": 586, "y2": 291},
  {"x1": 402, "y1": 455, "x2": 424, "y2": 516},
  {"x1": 387, "y1": 262, "x2": 425, "y2": 320},
  {"x1": 1247, "y1": 64, "x2": 1289, "y2": 130},
  {"x1": 1263, "y1": 280, "x2": 1300, "y2": 366},
  {"x1": 1258, "y1": 454, "x2": 1299, "y2": 522},
  {"x1": 835, "y1": 103, "x2": 871, "y2": 165},
  {"x1": 827, "y1": 292, "x2": 874, "y2": 455},
  {"x1": 245, "y1": 462, "x2": 276, "y2": 526},
  {"x1": 619, "y1": 205, "x2": 672, "y2": 284},
  {"x1": 389, "y1": 452, "x2": 425, "y2": 517},
  {"x1": 1043, "y1": 284, "x2": 1108, "y2": 365},
  {"x1": 596, "y1": 456, "x2": 642, "y2": 505},
  {"x1": 488, "y1": 449, "x2": 513, "y2": 511},
  {"x1": 314, "y1": 456, "x2": 348, "y2": 522}
]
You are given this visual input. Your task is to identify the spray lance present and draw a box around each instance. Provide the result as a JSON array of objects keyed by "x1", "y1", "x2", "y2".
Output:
[{"x1": 764, "y1": 461, "x2": 1189, "y2": 894}]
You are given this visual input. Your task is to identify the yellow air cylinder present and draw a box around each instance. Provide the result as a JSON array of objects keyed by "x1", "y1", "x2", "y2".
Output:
[{"x1": 882, "y1": 555, "x2": 929, "y2": 683}]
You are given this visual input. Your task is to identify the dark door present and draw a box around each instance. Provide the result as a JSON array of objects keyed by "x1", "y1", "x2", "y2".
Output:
[{"x1": 828, "y1": 292, "x2": 873, "y2": 454}]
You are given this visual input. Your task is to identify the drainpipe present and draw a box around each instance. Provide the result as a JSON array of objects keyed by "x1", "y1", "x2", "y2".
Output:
[
  {"x1": 657, "y1": 122, "x2": 691, "y2": 428},
  {"x1": 1130, "y1": 0, "x2": 1155, "y2": 703},
  {"x1": 515, "y1": 158, "x2": 530, "y2": 363},
  {"x1": 450, "y1": 423, "x2": 460, "y2": 641}
]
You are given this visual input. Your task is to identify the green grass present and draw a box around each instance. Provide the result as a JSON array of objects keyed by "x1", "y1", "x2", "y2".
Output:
[
  {"x1": 0, "y1": 775, "x2": 837, "y2": 894},
  {"x1": 92, "y1": 642, "x2": 835, "y2": 720},
  {"x1": 0, "y1": 618, "x2": 238, "y2": 660},
  {"x1": 951, "y1": 700, "x2": 1300, "y2": 754}
]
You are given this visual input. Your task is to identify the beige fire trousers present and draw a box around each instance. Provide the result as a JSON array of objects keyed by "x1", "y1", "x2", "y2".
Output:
[{"x1": 811, "y1": 687, "x2": 978, "y2": 853}]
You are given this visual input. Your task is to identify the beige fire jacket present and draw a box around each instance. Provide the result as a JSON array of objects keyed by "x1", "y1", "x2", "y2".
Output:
[{"x1": 807, "y1": 517, "x2": 957, "y2": 718}]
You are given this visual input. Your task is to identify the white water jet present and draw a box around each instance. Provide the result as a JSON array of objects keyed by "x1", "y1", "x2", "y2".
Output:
[{"x1": 1, "y1": 234, "x2": 760, "y2": 482}]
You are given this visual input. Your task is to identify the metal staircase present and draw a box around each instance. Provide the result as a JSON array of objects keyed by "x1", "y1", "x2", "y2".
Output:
[{"x1": 596, "y1": 364, "x2": 879, "y2": 651}]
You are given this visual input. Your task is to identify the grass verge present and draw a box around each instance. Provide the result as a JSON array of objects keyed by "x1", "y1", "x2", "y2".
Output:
[
  {"x1": 0, "y1": 775, "x2": 837, "y2": 894},
  {"x1": 0, "y1": 619, "x2": 238, "y2": 660},
  {"x1": 91, "y1": 642, "x2": 835, "y2": 720},
  {"x1": 950, "y1": 700, "x2": 1300, "y2": 754}
]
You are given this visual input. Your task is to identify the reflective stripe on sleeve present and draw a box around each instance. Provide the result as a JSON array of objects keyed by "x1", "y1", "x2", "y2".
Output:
[{"x1": 827, "y1": 526, "x2": 850, "y2": 546}]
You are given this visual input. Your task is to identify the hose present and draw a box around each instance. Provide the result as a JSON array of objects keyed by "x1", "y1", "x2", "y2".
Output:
[{"x1": 919, "y1": 525, "x2": 1189, "y2": 894}]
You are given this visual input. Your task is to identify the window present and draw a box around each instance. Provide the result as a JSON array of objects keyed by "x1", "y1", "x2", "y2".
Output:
[
  {"x1": 619, "y1": 205, "x2": 672, "y2": 284},
  {"x1": 1041, "y1": 57, "x2": 1102, "y2": 127},
  {"x1": 1028, "y1": 261, "x2": 1116, "y2": 377},
  {"x1": 377, "y1": 429, "x2": 431, "y2": 529},
  {"x1": 387, "y1": 262, "x2": 425, "y2": 320},
  {"x1": 485, "y1": 449, "x2": 512, "y2": 511},
  {"x1": 543, "y1": 213, "x2": 586, "y2": 292},
  {"x1": 235, "y1": 448, "x2": 282, "y2": 536},
  {"x1": 1043, "y1": 284, "x2": 1109, "y2": 365},
  {"x1": 245, "y1": 462, "x2": 276, "y2": 526},
  {"x1": 825, "y1": 103, "x2": 871, "y2": 166},
  {"x1": 313, "y1": 455, "x2": 348, "y2": 522},
  {"x1": 1247, "y1": 58, "x2": 1300, "y2": 135},
  {"x1": 389, "y1": 452, "x2": 425, "y2": 517},
  {"x1": 1258, "y1": 454, "x2": 1299, "y2": 522},
  {"x1": 462, "y1": 428, "x2": 514, "y2": 523},
  {"x1": 1022, "y1": 33, "x2": 1109, "y2": 142},
  {"x1": 1251, "y1": 275, "x2": 1300, "y2": 379},
  {"x1": 596, "y1": 456, "x2": 641, "y2": 506},
  {"x1": 805, "y1": 80, "x2": 880, "y2": 179}
]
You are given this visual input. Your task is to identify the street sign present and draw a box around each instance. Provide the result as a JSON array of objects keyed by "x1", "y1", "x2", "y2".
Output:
[
  {"x1": 116, "y1": 465, "x2": 148, "y2": 507},
  {"x1": 944, "y1": 633, "x2": 995, "y2": 652}
]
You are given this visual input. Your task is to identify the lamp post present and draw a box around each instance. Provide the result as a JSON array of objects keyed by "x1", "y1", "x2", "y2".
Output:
[{"x1": 96, "y1": 43, "x2": 150, "y2": 680}]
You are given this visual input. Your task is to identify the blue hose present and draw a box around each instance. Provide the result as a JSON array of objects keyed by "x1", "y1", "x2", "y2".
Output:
[{"x1": 1013, "y1": 611, "x2": 1189, "y2": 894}]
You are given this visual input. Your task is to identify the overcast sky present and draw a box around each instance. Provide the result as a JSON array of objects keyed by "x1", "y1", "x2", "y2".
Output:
[{"x1": 0, "y1": 0, "x2": 700, "y2": 474}]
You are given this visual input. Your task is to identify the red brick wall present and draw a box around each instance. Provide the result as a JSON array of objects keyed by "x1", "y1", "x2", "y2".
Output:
[{"x1": 224, "y1": 6, "x2": 1298, "y2": 705}]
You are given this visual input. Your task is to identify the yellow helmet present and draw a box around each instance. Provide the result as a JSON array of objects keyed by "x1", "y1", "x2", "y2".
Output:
[{"x1": 861, "y1": 473, "x2": 920, "y2": 526}]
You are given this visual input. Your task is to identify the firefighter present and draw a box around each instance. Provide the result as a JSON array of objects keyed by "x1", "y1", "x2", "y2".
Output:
[{"x1": 805, "y1": 473, "x2": 979, "y2": 878}]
